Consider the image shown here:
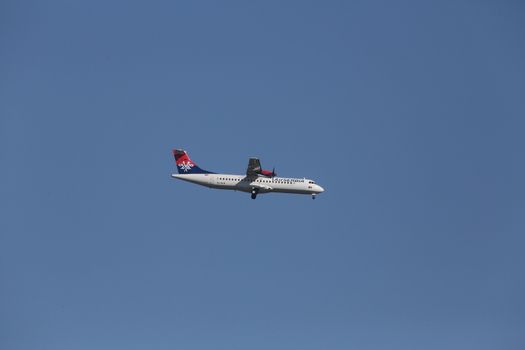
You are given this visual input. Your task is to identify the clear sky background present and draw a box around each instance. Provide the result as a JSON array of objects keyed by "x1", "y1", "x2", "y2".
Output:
[{"x1": 1, "y1": 1, "x2": 524, "y2": 349}]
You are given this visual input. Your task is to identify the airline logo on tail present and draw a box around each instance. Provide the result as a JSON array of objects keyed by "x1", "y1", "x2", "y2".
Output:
[
  {"x1": 178, "y1": 162, "x2": 194, "y2": 172},
  {"x1": 173, "y1": 149, "x2": 213, "y2": 174}
]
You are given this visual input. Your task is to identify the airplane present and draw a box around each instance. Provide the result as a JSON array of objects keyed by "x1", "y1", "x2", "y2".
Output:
[{"x1": 171, "y1": 149, "x2": 325, "y2": 199}]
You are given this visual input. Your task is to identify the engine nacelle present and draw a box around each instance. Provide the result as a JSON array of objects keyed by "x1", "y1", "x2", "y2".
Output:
[{"x1": 259, "y1": 169, "x2": 277, "y2": 177}]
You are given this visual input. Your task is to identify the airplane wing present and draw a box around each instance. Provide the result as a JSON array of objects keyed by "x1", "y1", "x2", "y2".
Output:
[{"x1": 246, "y1": 157, "x2": 262, "y2": 176}]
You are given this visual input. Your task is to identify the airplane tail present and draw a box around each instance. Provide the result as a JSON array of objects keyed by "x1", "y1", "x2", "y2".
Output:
[{"x1": 173, "y1": 149, "x2": 214, "y2": 174}]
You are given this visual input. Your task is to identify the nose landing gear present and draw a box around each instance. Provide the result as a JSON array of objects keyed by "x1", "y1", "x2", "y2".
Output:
[{"x1": 312, "y1": 194, "x2": 316, "y2": 200}]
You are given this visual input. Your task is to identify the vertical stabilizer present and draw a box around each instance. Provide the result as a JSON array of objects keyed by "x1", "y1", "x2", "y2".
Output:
[{"x1": 173, "y1": 149, "x2": 213, "y2": 174}]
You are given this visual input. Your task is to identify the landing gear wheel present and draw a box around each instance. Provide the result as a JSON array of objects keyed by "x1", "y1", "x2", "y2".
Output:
[
  {"x1": 251, "y1": 188, "x2": 259, "y2": 200},
  {"x1": 312, "y1": 194, "x2": 316, "y2": 200}
]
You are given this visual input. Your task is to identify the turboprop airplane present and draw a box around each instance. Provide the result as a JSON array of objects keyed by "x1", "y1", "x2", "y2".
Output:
[{"x1": 171, "y1": 149, "x2": 325, "y2": 199}]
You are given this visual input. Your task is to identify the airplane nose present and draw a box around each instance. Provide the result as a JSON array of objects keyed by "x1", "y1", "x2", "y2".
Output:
[{"x1": 317, "y1": 185, "x2": 325, "y2": 193}]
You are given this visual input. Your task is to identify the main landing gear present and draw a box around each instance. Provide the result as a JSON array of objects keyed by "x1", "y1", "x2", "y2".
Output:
[{"x1": 251, "y1": 188, "x2": 259, "y2": 200}]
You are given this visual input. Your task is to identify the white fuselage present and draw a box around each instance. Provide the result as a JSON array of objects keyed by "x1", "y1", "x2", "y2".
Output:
[{"x1": 171, "y1": 173, "x2": 325, "y2": 196}]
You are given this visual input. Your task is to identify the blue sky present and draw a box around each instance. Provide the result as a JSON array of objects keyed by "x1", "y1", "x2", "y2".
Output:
[{"x1": 1, "y1": 1, "x2": 524, "y2": 349}]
